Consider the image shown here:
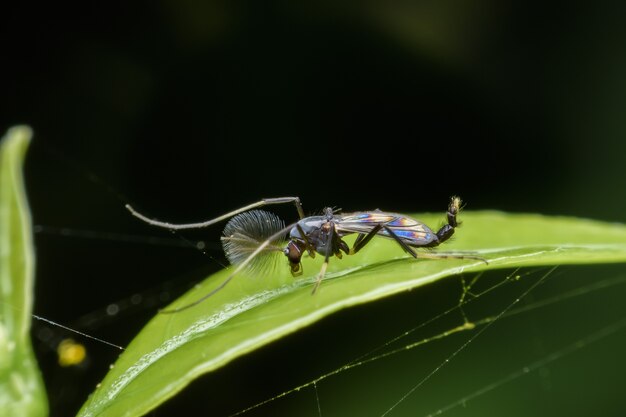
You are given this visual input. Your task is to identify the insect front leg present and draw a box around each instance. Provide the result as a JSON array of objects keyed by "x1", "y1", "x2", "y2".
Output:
[
  {"x1": 126, "y1": 196, "x2": 304, "y2": 230},
  {"x1": 296, "y1": 224, "x2": 316, "y2": 259},
  {"x1": 311, "y1": 224, "x2": 341, "y2": 294}
]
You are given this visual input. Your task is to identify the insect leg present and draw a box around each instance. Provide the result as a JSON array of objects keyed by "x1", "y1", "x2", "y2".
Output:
[
  {"x1": 348, "y1": 224, "x2": 383, "y2": 255},
  {"x1": 126, "y1": 196, "x2": 304, "y2": 230},
  {"x1": 381, "y1": 225, "x2": 419, "y2": 258},
  {"x1": 382, "y1": 224, "x2": 486, "y2": 263},
  {"x1": 410, "y1": 251, "x2": 488, "y2": 263},
  {"x1": 311, "y1": 262, "x2": 328, "y2": 295},
  {"x1": 311, "y1": 225, "x2": 337, "y2": 294},
  {"x1": 296, "y1": 224, "x2": 316, "y2": 259},
  {"x1": 353, "y1": 233, "x2": 366, "y2": 248}
]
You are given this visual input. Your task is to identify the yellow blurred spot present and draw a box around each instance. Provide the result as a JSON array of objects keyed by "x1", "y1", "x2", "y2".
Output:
[{"x1": 57, "y1": 338, "x2": 87, "y2": 367}]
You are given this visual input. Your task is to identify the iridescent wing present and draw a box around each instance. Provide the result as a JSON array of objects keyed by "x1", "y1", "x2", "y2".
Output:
[{"x1": 336, "y1": 212, "x2": 437, "y2": 247}]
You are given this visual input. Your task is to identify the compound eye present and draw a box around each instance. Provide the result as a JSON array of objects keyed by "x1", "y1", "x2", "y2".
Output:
[
  {"x1": 284, "y1": 241, "x2": 305, "y2": 276},
  {"x1": 284, "y1": 241, "x2": 302, "y2": 264}
]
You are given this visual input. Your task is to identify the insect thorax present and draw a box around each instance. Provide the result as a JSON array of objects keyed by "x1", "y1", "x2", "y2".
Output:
[{"x1": 289, "y1": 216, "x2": 336, "y2": 256}]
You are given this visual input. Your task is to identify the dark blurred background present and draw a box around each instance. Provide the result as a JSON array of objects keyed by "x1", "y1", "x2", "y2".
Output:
[{"x1": 2, "y1": 2, "x2": 626, "y2": 416}]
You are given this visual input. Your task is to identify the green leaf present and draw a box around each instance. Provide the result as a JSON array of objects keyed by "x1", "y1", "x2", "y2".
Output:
[
  {"x1": 78, "y1": 208, "x2": 626, "y2": 417},
  {"x1": 0, "y1": 126, "x2": 48, "y2": 417}
]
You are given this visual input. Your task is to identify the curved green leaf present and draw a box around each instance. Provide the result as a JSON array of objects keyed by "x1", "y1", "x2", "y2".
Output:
[
  {"x1": 0, "y1": 126, "x2": 48, "y2": 417},
  {"x1": 78, "y1": 210, "x2": 626, "y2": 417}
]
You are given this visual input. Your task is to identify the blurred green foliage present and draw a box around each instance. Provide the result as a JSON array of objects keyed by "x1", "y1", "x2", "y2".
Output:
[{"x1": 0, "y1": 127, "x2": 48, "y2": 417}]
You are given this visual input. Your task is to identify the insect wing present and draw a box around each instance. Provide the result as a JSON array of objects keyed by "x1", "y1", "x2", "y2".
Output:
[{"x1": 338, "y1": 212, "x2": 436, "y2": 246}]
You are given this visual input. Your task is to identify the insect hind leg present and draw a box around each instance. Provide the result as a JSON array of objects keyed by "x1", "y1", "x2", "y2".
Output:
[{"x1": 414, "y1": 251, "x2": 487, "y2": 263}]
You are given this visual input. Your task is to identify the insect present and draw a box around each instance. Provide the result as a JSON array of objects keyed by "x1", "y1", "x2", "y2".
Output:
[{"x1": 126, "y1": 196, "x2": 485, "y2": 312}]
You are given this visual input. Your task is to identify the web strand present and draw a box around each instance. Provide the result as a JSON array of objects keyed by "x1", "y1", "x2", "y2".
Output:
[
  {"x1": 32, "y1": 314, "x2": 124, "y2": 351},
  {"x1": 379, "y1": 267, "x2": 556, "y2": 416},
  {"x1": 425, "y1": 314, "x2": 626, "y2": 417}
]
